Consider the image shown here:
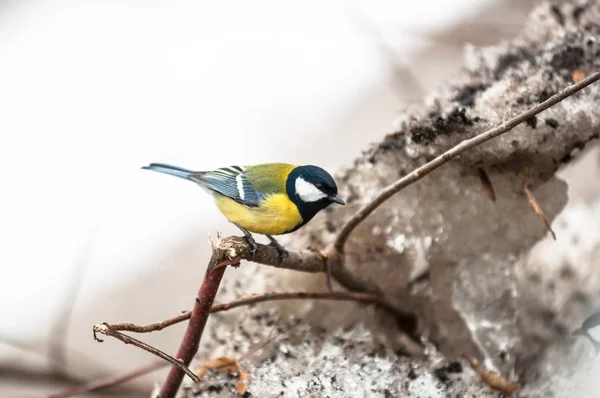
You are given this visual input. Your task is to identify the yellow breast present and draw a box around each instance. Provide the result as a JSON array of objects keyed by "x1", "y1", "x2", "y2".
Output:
[{"x1": 214, "y1": 193, "x2": 303, "y2": 235}]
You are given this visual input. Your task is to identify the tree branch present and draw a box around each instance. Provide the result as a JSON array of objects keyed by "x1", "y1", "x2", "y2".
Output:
[
  {"x1": 158, "y1": 238, "x2": 231, "y2": 398},
  {"x1": 235, "y1": 71, "x2": 600, "y2": 292},
  {"x1": 523, "y1": 168, "x2": 556, "y2": 240},
  {"x1": 92, "y1": 323, "x2": 199, "y2": 383},
  {"x1": 203, "y1": 234, "x2": 377, "y2": 293},
  {"x1": 76, "y1": 291, "x2": 416, "y2": 398},
  {"x1": 92, "y1": 70, "x2": 600, "y2": 397},
  {"x1": 103, "y1": 290, "x2": 417, "y2": 336},
  {"x1": 333, "y1": 70, "x2": 600, "y2": 252}
]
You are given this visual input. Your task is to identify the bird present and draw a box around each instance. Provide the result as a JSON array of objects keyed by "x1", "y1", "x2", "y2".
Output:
[{"x1": 142, "y1": 162, "x2": 345, "y2": 260}]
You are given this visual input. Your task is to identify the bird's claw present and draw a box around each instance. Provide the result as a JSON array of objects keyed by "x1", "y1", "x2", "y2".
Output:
[
  {"x1": 267, "y1": 235, "x2": 287, "y2": 265},
  {"x1": 233, "y1": 223, "x2": 258, "y2": 260},
  {"x1": 244, "y1": 235, "x2": 258, "y2": 260}
]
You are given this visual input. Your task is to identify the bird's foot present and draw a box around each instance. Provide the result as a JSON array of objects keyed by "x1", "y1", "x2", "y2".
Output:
[
  {"x1": 233, "y1": 223, "x2": 258, "y2": 260},
  {"x1": 244, "y1": 235, "x2": 258, "y2": 260},
  {"x1": 266, "y1": 235, "x2": 288, "y2": 265}
]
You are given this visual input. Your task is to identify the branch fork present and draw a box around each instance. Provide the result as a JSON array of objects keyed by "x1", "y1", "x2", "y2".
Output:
[{"x1": 52, "y1": 70, "x2": 600, "y2": 398}]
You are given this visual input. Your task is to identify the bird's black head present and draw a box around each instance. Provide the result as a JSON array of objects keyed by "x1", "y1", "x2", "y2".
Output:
[{"x1": 286, "y1": 165, "x2": 345, "y2": 226}]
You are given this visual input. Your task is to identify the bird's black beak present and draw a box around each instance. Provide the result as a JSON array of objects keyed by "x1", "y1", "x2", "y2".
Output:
[{"x1": 329, "y1": 194, "x2": 345, "y2": 205}]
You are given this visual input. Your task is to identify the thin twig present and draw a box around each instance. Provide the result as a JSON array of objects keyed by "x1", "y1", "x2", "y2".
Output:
[
  {"x1": 334, "y1": 70, "x2": 600, "y2": 252},
  {"x1": 104, "y1": 313, "x2": 191, "y2": 334},
  {"x1": 462, "y1": 355, "x2": 520, "y2": 395},
  {"x1": 523, "y1": 169, "x2": 556, "y2": 240},
  {"x1": 104, "y1": 291, "x2": 416, "y2": 335},
  {"x1": 92, "y1": 323, "x2": 199, "y2": 383},
  {"x1": 48, "y1": 359, "x2": 166, "y2": 398},
  {"x1": 51, "y1": 324, "x2": 280, "y2": 398}
]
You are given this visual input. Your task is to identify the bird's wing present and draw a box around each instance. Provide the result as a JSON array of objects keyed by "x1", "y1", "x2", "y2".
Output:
[
  {"x1": 191, "y1": 166, "x2": 262, "y2": 207},
  {"x1": 192, "y1": 163, "x2": 296, "y2": 208}
]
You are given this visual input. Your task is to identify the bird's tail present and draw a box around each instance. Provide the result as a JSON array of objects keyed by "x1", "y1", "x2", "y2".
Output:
[{"x1": 142, "y1": 163, "x2": 197, "y2": 180}]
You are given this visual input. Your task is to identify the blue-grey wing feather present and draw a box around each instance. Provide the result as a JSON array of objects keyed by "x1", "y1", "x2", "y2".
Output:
[{"x1": 192, "y1": 166, "x2": 262, "y2": 207}]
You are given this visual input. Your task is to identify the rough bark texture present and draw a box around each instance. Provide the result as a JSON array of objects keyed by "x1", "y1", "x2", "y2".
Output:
[{"x1": 174, "y1": 1, "x2": 600, "y2": 397}]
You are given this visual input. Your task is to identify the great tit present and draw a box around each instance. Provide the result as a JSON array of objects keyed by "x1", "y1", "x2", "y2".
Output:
[{"x1": 142, "y1": 162, "x2": 345, "y2": 258}]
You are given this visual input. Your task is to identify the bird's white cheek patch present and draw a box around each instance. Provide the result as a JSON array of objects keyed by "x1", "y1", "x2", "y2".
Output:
[{"x1": 295, "y1": 177, "x2": 327, "y2": 202}]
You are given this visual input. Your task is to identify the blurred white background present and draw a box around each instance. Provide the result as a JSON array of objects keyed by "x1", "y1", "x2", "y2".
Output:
[{"x1": 0, "y1": 0, "x2": 527, "y2": 395}]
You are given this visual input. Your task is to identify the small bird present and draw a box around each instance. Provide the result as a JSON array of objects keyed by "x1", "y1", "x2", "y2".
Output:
[{"x1": 142, "y1": 162, "x2": 345, "y2": 259}]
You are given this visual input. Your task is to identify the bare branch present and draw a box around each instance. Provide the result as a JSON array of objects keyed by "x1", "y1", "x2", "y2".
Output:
[
  {"x1": 158, "y1": 238, "x2": 231, "y2": 398},
  {"x1": 155, "y1": 235, "x2": 418, "y2": 397},
  {"x1": 104, "y1": 291, "x2": 417, "y2": 336},
  {"x1": 92, "y1": 323, "x2": 199, "y2": 383},
  {"x1": 333, "y1": 70, "x2": 600, "y2": 252},
  {"x1": 54, "y1": 324, "x2": 280, "y2": 398},
  {"x1": 523, "y1": 169, "x2": 557, "y2": 240},
  {"x1": 88, "y1": 238, "x2": 385, "y2": 397},
  {"x1": 104, "y1": 313, "x2": 190, "y2": 335},
  {"x1": 209, "y1": 235, "x2": 377, "y2": 294},
  {"x1": 211, "y1": 291, "x2": 414, "y2": 325}
]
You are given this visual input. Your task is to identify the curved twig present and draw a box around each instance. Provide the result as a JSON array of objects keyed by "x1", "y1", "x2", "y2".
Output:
[
  {"x1": 333, "y1": 70, "x2": 600, "y2": 252},
  {"x1": 92, "y1": 324, "x2": 199, "y2": 383}
]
